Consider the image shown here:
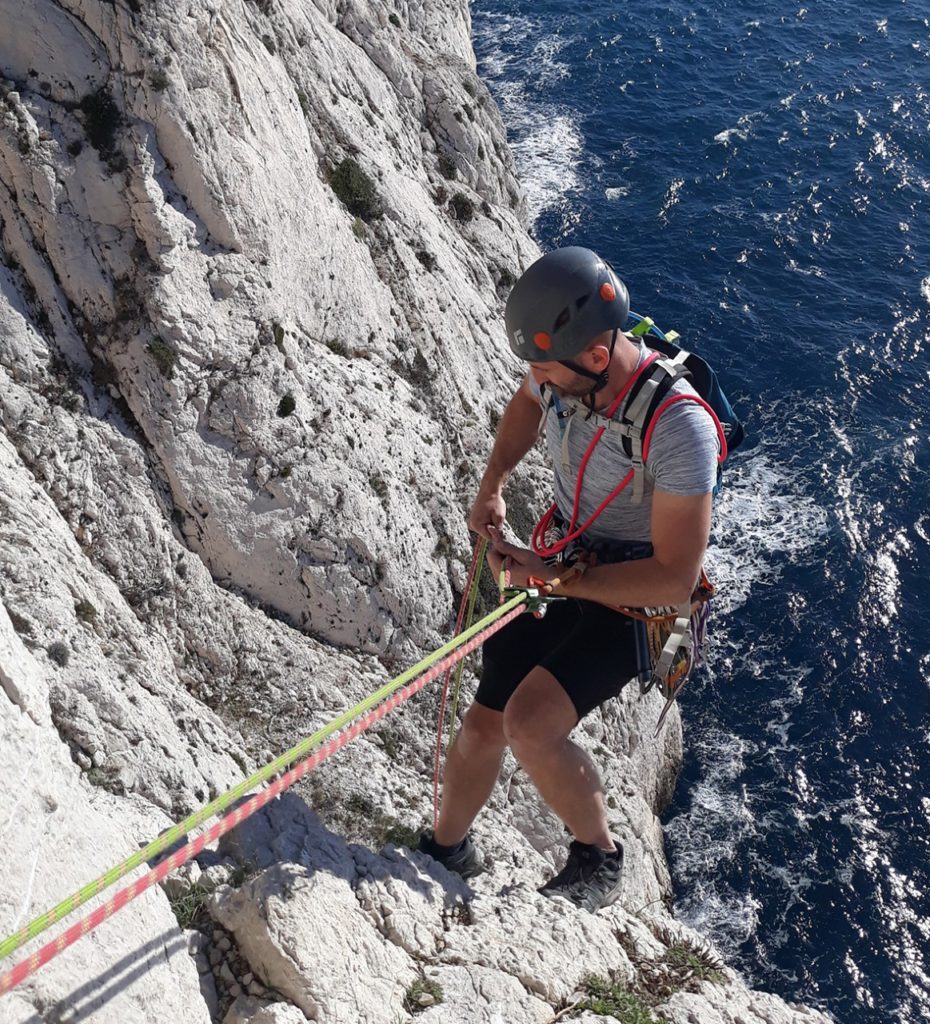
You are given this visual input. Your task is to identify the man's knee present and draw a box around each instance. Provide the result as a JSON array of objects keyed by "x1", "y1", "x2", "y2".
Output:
[
  {"x1": 503, "y1": 670, "x2": 576, "y2": 761},
  {"x1": 457, "y1": 702, "x2": 506, "y2": 756}
]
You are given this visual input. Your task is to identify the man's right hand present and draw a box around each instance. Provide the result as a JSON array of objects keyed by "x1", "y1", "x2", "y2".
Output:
[{"x1": 467, "y1": 489, "x2": 507, "y2": 541}]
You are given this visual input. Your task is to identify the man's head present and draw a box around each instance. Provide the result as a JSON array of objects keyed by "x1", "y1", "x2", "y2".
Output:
[{"x1": 504, "y1": 246, "x2": 629, "y2": 362}]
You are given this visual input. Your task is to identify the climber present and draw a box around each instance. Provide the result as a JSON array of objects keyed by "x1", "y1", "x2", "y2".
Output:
[{"x1": 418, "y1": 246, "x2": 723, "y2": 912}]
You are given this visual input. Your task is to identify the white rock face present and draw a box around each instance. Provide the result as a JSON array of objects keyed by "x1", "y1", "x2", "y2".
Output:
[{"x1": 0, "y1": 2, "x2": 830, "y2": 1024}]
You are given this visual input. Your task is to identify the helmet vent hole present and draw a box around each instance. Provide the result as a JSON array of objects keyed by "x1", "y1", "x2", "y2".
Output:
[
  {"x1": 553, "y1": 307, "x2": 571, "y2": 331},
  {"x1": 575, "y1": 294, "x2": 589, "y2": 310}
]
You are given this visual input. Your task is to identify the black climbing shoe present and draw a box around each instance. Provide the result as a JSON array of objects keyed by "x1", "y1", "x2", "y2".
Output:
[
  {"x1": 538, "y1": 839, "x2": 624, "y2": 912},
  {"x1": 416, "y1": 830, "x2": 483, "y2": 879}
]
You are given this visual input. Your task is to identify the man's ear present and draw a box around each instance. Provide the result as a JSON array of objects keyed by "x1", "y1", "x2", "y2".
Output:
[{"x1": 587, "y1": 343, "x2": 611, "y2": 371}]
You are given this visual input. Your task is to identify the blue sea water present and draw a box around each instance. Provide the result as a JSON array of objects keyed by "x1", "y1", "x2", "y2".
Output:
[{"x1": 471, "y1": 2, "x2": 930, "y2": 1021}]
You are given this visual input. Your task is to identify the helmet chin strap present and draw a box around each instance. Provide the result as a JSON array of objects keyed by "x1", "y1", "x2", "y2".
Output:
[{"x1": 557, "y1": 328, "x2": 619, "y2": 412}]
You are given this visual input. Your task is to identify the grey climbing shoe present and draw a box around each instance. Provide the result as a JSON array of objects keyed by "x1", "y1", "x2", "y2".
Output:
[
  {"x1": 416, "y1": 830, "x2": 483, "y2": 879},
  {"x1": 538, "y1": 839, "x2": 624, "y2": 912}
]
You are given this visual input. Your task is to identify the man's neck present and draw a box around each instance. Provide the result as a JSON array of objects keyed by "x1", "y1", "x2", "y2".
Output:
[{"x1": 593, "y1": 335, "x2": 642, "y2": 411}]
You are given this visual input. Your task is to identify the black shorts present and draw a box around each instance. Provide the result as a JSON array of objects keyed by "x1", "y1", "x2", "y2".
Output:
[{"x1": 475, "y1": 598, "x2": 651, "y2": 721}]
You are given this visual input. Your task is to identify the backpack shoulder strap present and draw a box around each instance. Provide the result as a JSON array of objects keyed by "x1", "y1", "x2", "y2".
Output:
[{"x1": 621, "y1": 351, "x2": 691, "y2": 504}]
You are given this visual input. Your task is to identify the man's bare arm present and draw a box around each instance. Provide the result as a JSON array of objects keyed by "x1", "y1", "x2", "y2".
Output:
[
  {"x1": 553, "y1": 488, "x2": 712, "y2": 607},
  {"x1": 468, "y1": 377, "x2": 542, "y2": 539},
  {"x1": 486, "y1": 487, "x2": 712, "y2": 606}
]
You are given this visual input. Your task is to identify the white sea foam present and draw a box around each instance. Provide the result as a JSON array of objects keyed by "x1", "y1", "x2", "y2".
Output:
[
  {"x1": 472, "y1": 13, "x2": 581, "y2": 225},
  {"x1": 604, "y1": 185, "x2": 630, "y2": 200},
  {"x1": 714, "y1": 111, "x2": 763, "y2": 146},
  {"x1": 921, "y1": 276, "x2": 930, "y2": 304},
  {"x1": 705, "y1": 453, "x2": 830, "y2": 615},
  {"x1": 658, "y1": 178, "x2": 684, "y2": 223},
  {"x1": 509, "y1": 113, "x2": 583, "y2": 223}
]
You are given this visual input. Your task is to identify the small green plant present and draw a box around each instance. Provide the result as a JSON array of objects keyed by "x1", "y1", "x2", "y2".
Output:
[
  {"x1": 329, "y1": 157, "x2": 381, "y2": 221},
  {"x1": 352, "y1": 216, "x2": 366, "y2": 240},
  {"x1": 148, "y1": 337, "x2": 176, "y2": 379},
  {"x1": 403, "y1": 977, "x2": 443, "y2": 1013},
  {"x1": 75, "y1": 600, "x2": 97, "y2": 624},
  {"x1": 79, "y1": 90, "x2": 120, "y2": 154},
  {"x1": 278, "y1": 463, "x2": 292, "y2": 479},
  {"x1": 664, "y1": 940, "x2": 727, "y2": 985},
  {"x1": 380, "y1": 729, "x2": 402, "y2": 761},
  {"x1": 325, "y1": 337, "x2": 349, "y2": 357},
  {"x1": 389, "y1": 13, "x2": 401, "y2": 28},
  {"x1": 277, "y1": 392, "x2": 296, "y2": 417},
  {"x1": 168, "y1": 881, "x2": 212, "y2": 930},
  {"x1": 149, "y1": 68, "x2": 169, "y2": 92},
  {"x1": 449, "y1": 192, "x2": 475, "y2": 222},
  {"x1": 437, "y1": 153, "x2": 456, "y2": 180},
  {"x1": 78, "y1": 89, "x2": 126, "y2": 171},
  {"x1": 47, "y1": 641, "x2": 70, "y2": 668},
  {"x1": 497, "y1": 266, "x2": 515, "y2": 289},
  {"x1": 297, "y1": 90, "x2": 311, "y2": 117},
  {"x1": 369, "y1": 474, "x2": 388, "y2": 499},
  {"x1": 572, "y1": 976, "x2": 657, "y2": 1023}
]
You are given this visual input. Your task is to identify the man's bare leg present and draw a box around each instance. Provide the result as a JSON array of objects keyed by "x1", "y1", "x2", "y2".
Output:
[
  {"x1": 434, "y1": 702, "x2": 508, "y2": 847},
  {"x1": 503, "y1": 667, "x2": 615, "y2": 851}
]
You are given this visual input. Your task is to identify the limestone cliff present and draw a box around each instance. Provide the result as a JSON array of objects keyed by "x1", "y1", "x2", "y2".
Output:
[{"x1": 0, "y1": 3, "x2": 829, "y2": 1023}]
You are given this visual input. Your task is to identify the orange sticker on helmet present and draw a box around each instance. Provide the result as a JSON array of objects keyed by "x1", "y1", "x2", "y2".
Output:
[
  {"x1": 600, "y1": 282, "x2": 616, "y2": 301},
  {"x1": 534, "y1": 332, "x2": 552, "y2": 350}
]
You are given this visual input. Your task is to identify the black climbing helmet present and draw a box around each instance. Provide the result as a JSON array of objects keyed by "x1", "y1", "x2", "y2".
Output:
[{"x1": 504, "y1": 247, "x2": 630, "y2": 363}]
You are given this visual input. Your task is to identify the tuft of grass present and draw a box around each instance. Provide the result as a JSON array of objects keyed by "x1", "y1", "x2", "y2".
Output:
[
  {"x1": 369, "y1": 474, "x2": 388, "y2": 500},
  {"x1": 389, "y1": 13, "x2": 401, "y2": 28},
  {"x1": 664, "y1": 940, "x2": 727, "y2": 986},
  {"x1": 75, "y1": 600, "x2": 97, "y2": 624},
  {"x1": 572, "y1": 976, "x2": 658, "y2": 1023},
  {"x1": 297, "y1": 90, "x2": 311, "y2": 118},
  {"x1": 329, "y1": 157, "x2": 381, "y2": 221},
  {"x1": 148, "y1": 337, "x2": 176, "y2": 379},
  {"x1": 403, "y1": 978, "x2": 443, "y2": 1013},
  {"x1": 277, "y1": 392, "x2": 296, "y2": 417},
  {"x1": 149, "y1": 68, "x2": 169, "y2": 92},
  {"x1": 168, "y1": 881, "x2": 212, "y2": 930},
  {"x1": 352, "y1": 216, "x2": 366, "y2": 240},
  {"x1": 325, "y1": 337, "x2": 349, "y2": 357}
]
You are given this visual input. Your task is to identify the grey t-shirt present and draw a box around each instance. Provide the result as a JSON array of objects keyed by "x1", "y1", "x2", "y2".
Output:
[{"x1": 527, "y1": 343, "x2": 720, "y2": 545}]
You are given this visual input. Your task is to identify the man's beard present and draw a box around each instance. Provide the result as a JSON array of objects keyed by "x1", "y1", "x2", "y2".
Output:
[{"x1": 549, "y1": 374, "x2": 596, "y2": 399}]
